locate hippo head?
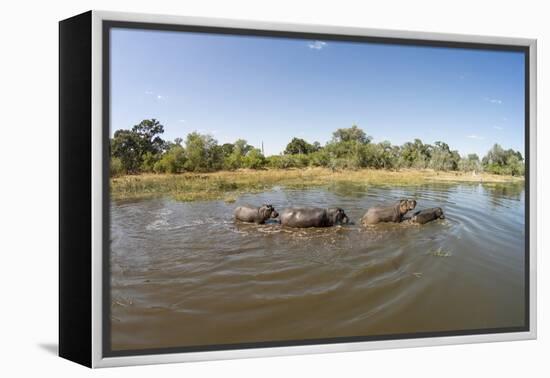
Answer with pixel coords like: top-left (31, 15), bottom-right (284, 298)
top-left (398, 199), bottom-right (417, 215)
top-left (259, 204), bottom-right (279, 220)
top-left (435, 207), bottom-right (445, 219)
top-left (328, 208), bottom-right (349, 225)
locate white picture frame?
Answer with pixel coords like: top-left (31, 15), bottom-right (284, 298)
top-left (59, 10), bottom-right (537, 368)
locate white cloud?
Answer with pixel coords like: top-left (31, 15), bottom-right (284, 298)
top-left (197, 128), bottom-right (218, 135)
top-left (467, 134), bottom-right (484, 140)
top-left (493, 125), bottom-right (503, 130)
top-left (178, 119), bottom-right (186, 123)
top-left (144, 91), bottom-right (165, 100)
top-left (484, 97), bottom-right (502, 104)
top-left (308, 41), bottom-right (327, 50)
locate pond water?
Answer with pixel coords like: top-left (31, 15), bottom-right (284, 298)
top-left (110, 182), bottom-right (526, 351)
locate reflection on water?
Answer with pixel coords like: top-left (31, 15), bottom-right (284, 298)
top-left (484, 182), bottom-right (525, 205)
top-left (110, 182), bottom-right (526, 351)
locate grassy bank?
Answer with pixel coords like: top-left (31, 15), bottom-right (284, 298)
top-left (110, 168), bottom-right (523, 202)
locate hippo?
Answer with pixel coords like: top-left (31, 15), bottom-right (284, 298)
top-left (234, 204), bottom-right (279, 224)
top-left (411, 207), bottom-right (445, 224)
top-left (361, 199), bottom-right (417, 225)
top-left (279, 207), bottom-right (349, 228)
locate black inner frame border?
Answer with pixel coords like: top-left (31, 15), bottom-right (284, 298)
top-left (102, 20), bottom-right (530, 358)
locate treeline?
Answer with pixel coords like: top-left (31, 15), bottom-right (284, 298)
top-left (110, 119), bottom-right (525, 177)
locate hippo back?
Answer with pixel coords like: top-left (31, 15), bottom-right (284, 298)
top-left (362, 205), bottom-right (399, 224)
top-left (234, 206), bottom-right (259, 223)
top-left (412, 207), bottom-right (444, 224)
top-left (280, 207), bottom-right (329, 228)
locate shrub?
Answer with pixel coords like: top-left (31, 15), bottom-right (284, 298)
top-left (154, 145), bottom-right (187, 174)
top-left (110, 157), bottom-right (125, 177)
top-left (140, 151), bottom-right (160, 172)
top-left (308, 150), bottom-right (330, 167)
top-left (243, 148), bottom-right (266, 169)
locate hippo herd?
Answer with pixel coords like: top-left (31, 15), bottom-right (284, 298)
top-left (234, 199), bottom-right (445, 228)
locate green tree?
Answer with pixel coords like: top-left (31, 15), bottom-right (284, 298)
top-left (206, 142), bottom-right (224, 171)
top-left (309, 149), bottom-right (330, 167)
top-left (220, 143), bottom-right (235, 157)
top-left (141, 151), bottom-right (160, 172)
top-left (331, 124), bottom-right (372, 144)
top-left (223, 139), bottom-right (252, 170)
top-left (399, 139), bottom-right (431, 169)
top-left (183, 132), bottom-right (204, 171)
top-left (154, 145), bottom-right (187, 173)
top-left (110, 129), bottom-right (142, 173)
top-left (323, 125), bottom-right (374, 168)
top-left (110, 119), bottom-right (166, 173)
top-left (284, 137), bottom-right (316, 155)
top-left (233, 139), bottom-right (252, 155)
top-left (184, 132), bottom-right (222, 172)
top-left (482, 144), bottom-right (506, 166)
top-left (132, 118), bottom-right (166, 155)
top-left (110, 122), bottom-right (524, 177)
top-left (243, 148), bottom-right (266, 169)
top-left (429, 141), bottom-right (459, 171)
top-left (506, 154), bottom-right (525, 176)
top-left (459, 153), bottom-right (481, 172)
top-left (482, 144), bottom-right (524, 176)
top-left (366, 141), bottom-right (396, 169)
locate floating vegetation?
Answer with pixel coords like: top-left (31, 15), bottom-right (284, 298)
top-left (223, 194), bottom-right (238, 203)
top-left (430, 247), bottom-right (452, 257)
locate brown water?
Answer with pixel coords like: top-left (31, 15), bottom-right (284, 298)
top-left (110, 182), bottom-right (526, 351)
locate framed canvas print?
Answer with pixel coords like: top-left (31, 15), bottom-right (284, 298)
top-left (59, 10), bottom-right (537, 368)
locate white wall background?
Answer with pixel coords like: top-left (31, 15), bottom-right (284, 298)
top-left (0, 0), bottom-right (546, 376)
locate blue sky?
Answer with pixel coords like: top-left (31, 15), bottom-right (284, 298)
top-left (110, 28), bottom-right (525, 158)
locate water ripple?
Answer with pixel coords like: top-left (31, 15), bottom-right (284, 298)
top-left (110, 182), bottom-right (526, 350)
